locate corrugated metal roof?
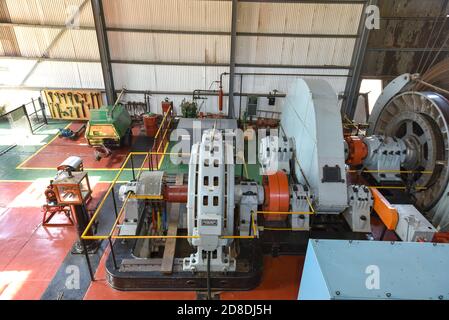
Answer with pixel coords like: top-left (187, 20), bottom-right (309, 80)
top-left (237, 2), bottom-right (362, 35)
top-left (12, 27), bottom-right (98, 59)
top-left (5, 0), bottom-right (94, 26)
top-left (104, 0), bottom-right (231, 32)
top-left (363, 0), bottom-right (449, 78)
top-left (0, 0), bottom-right (362, 99)
top-left (50, 29), bottom-right (99, 59)
top-left (12, 26), bottom-right (59, 57)
top-left (108, 32), bottom-right (229, 63)
top-left (235, 2), bottom-right (362, 68)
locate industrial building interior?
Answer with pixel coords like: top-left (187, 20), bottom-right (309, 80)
top-left (1, 0), bottom-right (449, 301)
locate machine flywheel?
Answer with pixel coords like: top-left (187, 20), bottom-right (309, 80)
top-left (262, 170), bottom-right (290, 221)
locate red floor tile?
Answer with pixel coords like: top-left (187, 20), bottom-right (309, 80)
top-left (20, 123), bottom-right (140, 169)
top-left (3, 236), bottom-right (75, 282)
top-left (84, 280), bottom-right (197, 300)
top-left (84, 246), bottom-right (196, 300)
top-left (84, 243), bottom-right (304, 300)
top-left (0, 182), bottom-right (32, 208)
top-left (33, 223), bottom-right (78, 241)
top-left (0, 276), bottom-right (50, 300)
top-left (0, 208), bottom-right (42, 239)
top-left (0, 238), bottom-right (28, 271)
top-left (0, 181), bottom-right (112, 299)
top-left (221, 256), bottom-right (303, 300)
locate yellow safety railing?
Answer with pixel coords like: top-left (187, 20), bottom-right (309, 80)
top-left (81, 152), bottom-right (133, 239)
top-left (81, 142), bottom-right (259, 241)
top-left (347, 169), bottom-right (433, 174)
top-left (369, 186), bottom-right (427, 190)
top-left (152, 105), bottom-right (174, 163)
top-left (82, 179), bottom-right (259, 240)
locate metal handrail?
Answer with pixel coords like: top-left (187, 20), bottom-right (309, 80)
top-left (81, 152), bottom-right (132, 238)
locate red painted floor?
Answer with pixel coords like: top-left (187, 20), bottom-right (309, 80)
top-left (221, 256), bottom-right (303, 300)
top-left (20, 123), bottom-right (142, 169)
top-left (0, 181), bottom-right (110, 300)
top-left (84, 249), bottom-right (303, 300)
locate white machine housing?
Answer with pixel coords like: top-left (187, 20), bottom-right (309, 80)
top-left (281, 79), bottom-right (348, 214)
top-left (184, 129), bottom-right (236, 272)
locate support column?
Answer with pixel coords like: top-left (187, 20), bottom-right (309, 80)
top-left (92, 0), bottom-right (116, 105)
top-left (342, 0), bottom-right (377, 120)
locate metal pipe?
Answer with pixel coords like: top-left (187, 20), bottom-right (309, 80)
top-left (228, 0), bottom-right (238, 118)
top-left (108, 237), bottom-right (118, 270)
top-left (206, 251), bottom-right (212, 300)
top-left (81, 239), bottom-right (95, 281)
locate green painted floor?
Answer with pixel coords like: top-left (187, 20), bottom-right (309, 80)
top-left (0, 121), bottom-right (262, 183)
top-left (0, 121), bottom-right (118, 182)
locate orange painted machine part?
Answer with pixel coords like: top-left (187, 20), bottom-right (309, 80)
top-left (433, 232), bottom-right (449, 243)
top-left (143, 114), bottom-right (158, 137)
top-left (164, 184), bottom-right (188, 203)
top-left (370, 187), bottom-right (399, 230)
top-left (161, 100), bottom-right (173, 114)
top-left (218, 88), bottom-right (223, 112)
top-left (262, 171), bottom-right (290, 221)
top-left (345, 136), bottom-right (368, 166)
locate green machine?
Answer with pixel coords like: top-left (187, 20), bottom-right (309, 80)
top-left (86, 104), bottom-right (132, 148)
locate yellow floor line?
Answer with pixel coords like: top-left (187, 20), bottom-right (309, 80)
top-left (15, 122), bottom-right (72, 169)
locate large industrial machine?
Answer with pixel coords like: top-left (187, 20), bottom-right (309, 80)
top-left (85, 73), bottom-right (449, 299)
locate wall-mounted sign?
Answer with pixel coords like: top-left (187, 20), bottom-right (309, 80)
top-left (43, 90), bottom-right (103, 120)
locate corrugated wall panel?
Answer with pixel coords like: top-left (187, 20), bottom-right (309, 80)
top-left (23, 61), bottom-right (103, 88)
top-left (235, 67), bottom-right (348, 96)
top-left (6, 0), bottom-right (94, 26)
top-left (237, 36), bottom-right (355, 66)
top-left (0, 58), bottom-right (38, 86)
top-left (104, 0), bottom-right (231, 32)
top-left (237, 2), bottom-right (362, 35)
top-left (108, 32), bottom-right (230, 63)
top-left (113, 64), bottom-right (228, 92)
